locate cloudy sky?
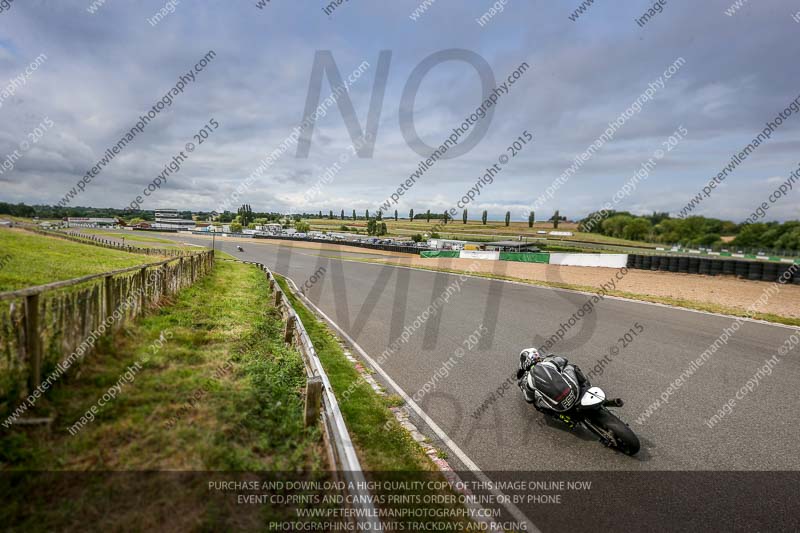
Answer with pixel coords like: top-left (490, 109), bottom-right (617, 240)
top-left (0, 0), bottom-right (798, 222)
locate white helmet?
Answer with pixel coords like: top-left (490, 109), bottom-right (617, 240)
top-left (519, 347), bottom-right (543, 366)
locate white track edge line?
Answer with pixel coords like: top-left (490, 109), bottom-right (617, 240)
top-left (285, 273), bottom-right (540, 533)
top-left (312, 254), bottom-right (800, 332)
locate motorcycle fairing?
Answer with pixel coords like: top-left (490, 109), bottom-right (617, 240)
top-left (530, 361), bottom-right (580, 412)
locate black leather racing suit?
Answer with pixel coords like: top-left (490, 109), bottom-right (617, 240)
top-left (517, 355), bottom-right (590, 415)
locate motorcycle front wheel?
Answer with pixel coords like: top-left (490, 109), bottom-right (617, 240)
top-left (583, 408), bottom-right (640, 456)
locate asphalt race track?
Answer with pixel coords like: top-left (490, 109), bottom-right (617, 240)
top-left (168, 235), bottom-right (800, 530)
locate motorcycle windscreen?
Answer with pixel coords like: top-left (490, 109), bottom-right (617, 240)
top-left (532, 362), bottom-right (578, 411)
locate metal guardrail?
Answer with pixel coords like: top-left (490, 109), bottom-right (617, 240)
top-left (242, 261), bottom-right (381, 530)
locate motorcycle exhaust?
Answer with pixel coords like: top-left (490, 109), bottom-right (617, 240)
top-left (602, 398), bottom-right (624, 407)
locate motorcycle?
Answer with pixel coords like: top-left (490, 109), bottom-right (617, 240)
top-left (236, 245), bottom-right (244, 252)
top-left (517, 360), bottom-right (640, 456)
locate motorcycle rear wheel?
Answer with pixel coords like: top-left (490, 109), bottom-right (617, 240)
top-left (584, 409), bottom-right (640, 456)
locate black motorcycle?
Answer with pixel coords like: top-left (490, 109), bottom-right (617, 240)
top-left (236, 245), bottom-right (244, 252)
top-left (518, 361), bottom-right (640, 456)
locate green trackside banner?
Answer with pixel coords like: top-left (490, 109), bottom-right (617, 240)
top-left (420, 250), bottom-right (460, 258)
top-left (499, 252), bottom-right (551, 263)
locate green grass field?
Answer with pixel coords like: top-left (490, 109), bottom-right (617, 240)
top-left (78, 228), bottom-right (181, 245)
top-left (0, 228), bottom-right (164, 292)
top-left (0, 259), bottom-right (328, 530)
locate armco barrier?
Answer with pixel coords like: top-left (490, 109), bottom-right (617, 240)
top-left (240, 261), bottom-right (381, 531)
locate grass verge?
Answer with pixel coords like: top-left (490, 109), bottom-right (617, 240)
top-left (0, 259), bottom-right (329, 531)
top-left (0, 228), bottom-right (163, 291)
top-left (274, 274), bottom-right (480, 531)
top-left (78, 228), bottom-right (185, 245)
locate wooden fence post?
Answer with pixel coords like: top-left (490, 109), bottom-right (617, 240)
top-left (104, 275), bottom-right (114, 322)
top-left (304, 375), bottom-right (323, 428)
top-left (274, 289), bottom-right (282, 307)
top-left (25, 293), bottom-right (42, 391)
top-left (284, 315), bottom-right (296, 344)
top-left (139, 267), bottom-right (148, 313)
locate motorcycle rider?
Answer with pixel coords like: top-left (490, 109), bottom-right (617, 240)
top-left (516, 348), bottom-right (590, 426)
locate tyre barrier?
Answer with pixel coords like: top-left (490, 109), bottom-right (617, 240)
top-left (722, 260), bottom-right (736, 276)
top-left (761, 262), bottom-right (778, 282)
top-left (650, 256), bottom-right (661, 271)
top-left (678, 256), bottom-right (689, 273)
top-left (747, 261), bottom-right (763, 281)
top-left (626, 254), bottom-right (799, 283)
top-left (784, 262), bottom-right (800, 284)
top-left (668, 256), bottom-right (680, 272)
top-left (735, 261), bottom-right (749, 279)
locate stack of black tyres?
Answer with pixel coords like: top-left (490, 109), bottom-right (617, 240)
top-left (650, 256), bottom-right (661, 271)
top-left (634, 255), bottom-right (643, 269)
top-left (688, 256), bottom-right (700, 274)
top-left (678, 256), bottom-right (689, 273)
top-left (722, 260), bottom-right (736, 276)
top-left (668, 256), bottom-right (680, 272)
top-left (734, 261), bottom-right (749, 279)
top-left (761, 262), bottom-right (778, 282)
top-left (642, 255), bottom-right (652, 270)
top-left (710, 259), bottom-right (723, 276)
top-left (747, 261), bottom-right (763, 281)
top-left (659, 256), bottom-right (671, 271)
top-left (698, 258), bottom-right (710, 275)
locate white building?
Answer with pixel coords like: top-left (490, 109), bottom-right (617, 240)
top-left (428, 238), bottom-right (467, 250)
top-left (153, 208), bottom-right (195, 230)
top-left (256, 223), bottom-right (282, 233)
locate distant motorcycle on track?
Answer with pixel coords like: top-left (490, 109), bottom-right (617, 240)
top-left (236, 245), bottom-right (244, 252)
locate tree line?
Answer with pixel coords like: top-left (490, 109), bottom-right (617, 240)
top-left (579, 210), bottom-right (800, 252)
